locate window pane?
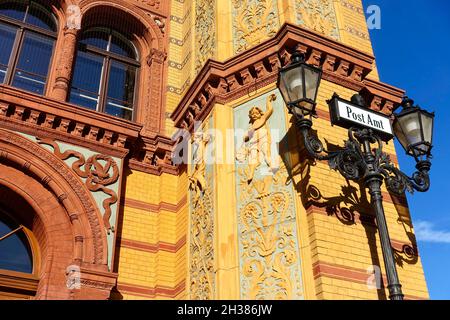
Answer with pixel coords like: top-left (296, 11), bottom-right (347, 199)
top-left (25, 1), bottom-right (57, 32)
top-left (12, 31), bottom-right (54, 94)
top-left (0, 22), bottom-right (17, 83)
top-left (105, 100), bottom-right (133, 120)
top-left (80, 28), bottom-right (109, 51)
top-left (0, 0), bottom-right (27, 22)
top-left (105, 60), bottom-right (135, 120)
top-left (110, 32), bottom-right (136, 59)
top-left (69, 51), bottom-right (104, 111)
top-left (0, 217), bottom-right (33, 274)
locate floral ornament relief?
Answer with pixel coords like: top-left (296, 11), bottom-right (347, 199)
top-left (232, 0), bottom-right (279, 53)
top-left (189, 130), bottom-right (215, 299)
top-left (295, 0), bottom-right (340, 40)
top-left (235, 94), bottom-right (304, 300)
top-left (37, 138), bottom-right (119, 234)
top-left (195, 0), bottom-right (216, 73)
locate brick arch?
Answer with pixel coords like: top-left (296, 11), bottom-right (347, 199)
top-left (0, 167), bottom-right (74, 299)
top-left (79, 0), bottom-right (165, 53)
top-left (77, 0), bottom-right (168, 134)
top-left (0, 129), bottom-right (116, 299)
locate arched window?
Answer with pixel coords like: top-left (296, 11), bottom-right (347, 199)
top-left (0, 211), bottom-right (33, 274)
top-left (0, 0), bottom-right (57, 95)
top-left (0, 207), bottom-right (38, 299)
top-left (69, 27), bottom-right (139, 121)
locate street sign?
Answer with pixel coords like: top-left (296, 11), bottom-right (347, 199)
top-left (328, 94), bottom-right (394, 141)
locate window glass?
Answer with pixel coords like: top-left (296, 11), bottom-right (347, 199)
top-left (80, 28), bottom-right (109, 51)
top-left (0, 22), bottom-right (17, 83)
top-left (12, 31), bottom-right (54, 94)
top-left (26, 1), bottom-right (57, 32)
top-left (105, 60), bottom-right (136, 120)
top-left (0, 1), bottom-right (56, 94)
top-left (0, 0), bottom-right (27, 22)
top-left (69, 51), bottom-right (104, 111)
top-left (71, 28), bottom-right (139, 120)
top-left (110, 33), bottom-right (137, 59)
top-left (0, 216), bottom-right (33, 274)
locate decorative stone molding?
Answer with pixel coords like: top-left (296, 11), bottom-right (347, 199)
top-left (0, 129), bottom-right (109, 266)
top-left (361, 78), bottom-right (405, 114)
top-left (232, 0), bottom-right (279, 54)
top-left (0, 85), bottom-right (179, 176)
top-left (171, 23), bottom-right (404, 132)
top-left (0, 86), bottom-right (142, 158)
top-left (295, 0), bottom-right (340, 41)
top-left (195, 0), bottom-right (216, 73)
top-left (37, 138), bottom-right (120, 234)
top-left (133, 0), bottom-right (169, 17)
top-left (128, 134), bottom-right (178, 176)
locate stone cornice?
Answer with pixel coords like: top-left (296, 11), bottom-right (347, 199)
top-left (171, 23), bottom-right (405, 131)
top-left (362, 78), bottom-right (405, 113)
top-left (75, 264), bottom-right (118, 295)
top-left (128, 133), bottom-right (179, 175)
top-left (0, 85), bottom-right (179, 175)
top-left (0, 85), bottom-right (142, 158)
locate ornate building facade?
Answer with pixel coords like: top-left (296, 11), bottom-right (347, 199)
top-left (0, 0), bottom-right (429, 300)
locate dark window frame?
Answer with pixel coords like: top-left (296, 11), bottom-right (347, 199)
top-left (0, 208), bottom-right (36, 275)
top-left (0, 207), bottom-right (39, 299)
top-left (70, 27), bottom-right (140, 121)
top-left (0, 0), bottom-right (58, 95)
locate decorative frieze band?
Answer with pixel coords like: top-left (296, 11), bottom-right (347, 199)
top-left (0, 86), bottom-right (141, 158)
top-left (128, 134), bottom-right (179, 176)
top-left (171, 23), bottom-right (404, 132)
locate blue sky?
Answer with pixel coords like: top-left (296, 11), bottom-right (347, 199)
top-left (362, 0), bottom-right (450, 299)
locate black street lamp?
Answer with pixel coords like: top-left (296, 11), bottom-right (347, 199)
top-left (277, 50), bottom-right (435, 301)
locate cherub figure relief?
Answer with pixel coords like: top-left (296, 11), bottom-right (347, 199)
top-left (189, 132), bottom-right (210, 205)
top-left (236, 94), bottom-right (278, 184)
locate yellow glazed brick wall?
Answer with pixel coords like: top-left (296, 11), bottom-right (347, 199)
top-left (116, 0), bottom-right (429, 300)
top-left (114, 169), bottom-right (189, 299)
top-left (332, 0), bottom-right (380, 79)
top-left (166, 0), bottom-right (194, 136)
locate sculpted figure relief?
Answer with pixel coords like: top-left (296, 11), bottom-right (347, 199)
top-left (236, 94), bottom-right (278, 184)
top-left (188, 129), bottom-right (215, 299)
top-left (189, 131), bottom-right (210, 206)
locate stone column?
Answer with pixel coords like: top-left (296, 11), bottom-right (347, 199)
top-left (52, 27), bottom-right (79, 101)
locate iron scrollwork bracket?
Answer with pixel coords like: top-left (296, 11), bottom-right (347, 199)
top-left (297, 118), bottom-right (431, 195)
top-left (379, 159), bottom-right (431, 195)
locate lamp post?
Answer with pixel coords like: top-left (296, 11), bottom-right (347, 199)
top-left (277, 50), bottom-right (435, 301)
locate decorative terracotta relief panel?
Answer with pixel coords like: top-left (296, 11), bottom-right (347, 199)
top-left (234, 91), bottom-right (304, 299)
top-left (133, 0), bottom-right (169, 18)
top-left (189, 119), bottom-right (215, 299)
top-left (32, 136), bottom-right (122, 269)
top-left (295, 0), bottom-right (340, 40)
top-left (195, 0), bottom-right (216, 73)
top-left (232, 0), bottom-right (280, 54)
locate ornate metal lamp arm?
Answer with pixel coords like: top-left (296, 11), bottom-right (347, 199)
top-left (380, 159), bottom-right (431, 195)
top-left (298, 118), bottom-right (433, 195)
top-left (296, 117), bottom-right (337, 161)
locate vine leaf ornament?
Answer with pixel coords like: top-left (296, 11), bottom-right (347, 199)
top-left (188, 130), bottom-right (215, 300)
